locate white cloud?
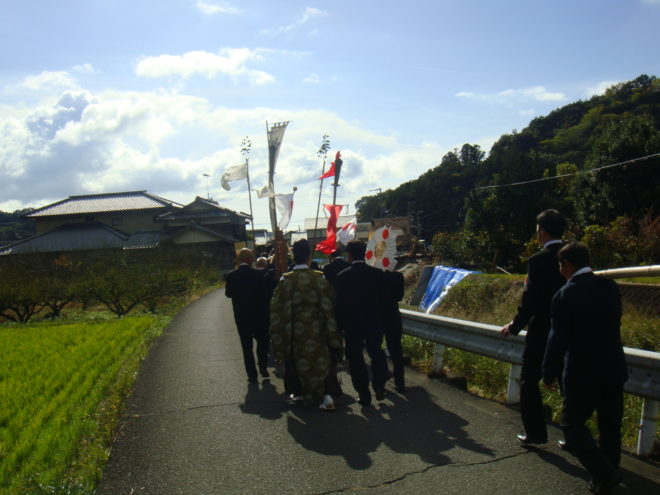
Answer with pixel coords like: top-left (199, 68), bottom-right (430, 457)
top-left (17, 71), bottom-right (79, 92)
top-left (456, 85), bottom-right (566, 103)
top-left (0, 78), bottom-right (451, 226)
top-left (585, 80), bottom-right (617, 97)
top-left (303, 73), bottom-right (320, 84)
top-left (195, 1), bottom-right (241, 15)
top-left (72, 63), bottom-right (96, 74)
top-left (135, 49), bottom-right (275, 85)
top-left (498, 86), bottom-right (566, 101)
top-left (262, 7), bottom-right (328, 36)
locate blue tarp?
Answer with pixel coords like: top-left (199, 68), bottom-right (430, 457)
top-left (419, 265), bottom-right (474, 313)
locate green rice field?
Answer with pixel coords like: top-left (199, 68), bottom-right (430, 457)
top-left (0, 315), bottom-right (168, 495)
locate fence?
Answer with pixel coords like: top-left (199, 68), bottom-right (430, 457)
top-left (400, 265), bottom-right (660, 456)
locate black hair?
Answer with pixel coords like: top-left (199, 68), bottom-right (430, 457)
top-left (292, 239), bottom-right (311, 264)
top-left (345, 240), bottom-right (366, 261)
top-left (558, 241), bottom-right (590, 269)
top-left (536, 209), bottom-right (566, 239)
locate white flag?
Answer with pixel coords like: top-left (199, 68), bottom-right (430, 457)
top-left (274, 193), bottom-right (294, 230)
top-left (337, 218), bottom-right (357, 245)
top-left (255, 185), bottom-right (275, 198)
top-left (221, 163), bottom-right (248, 191)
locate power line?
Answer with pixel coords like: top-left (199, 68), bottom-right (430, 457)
top-left (474, 152), bottom-right (660, 191)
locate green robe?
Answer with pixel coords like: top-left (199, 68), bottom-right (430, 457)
top-left (269, 268), bottom-right (342, 403)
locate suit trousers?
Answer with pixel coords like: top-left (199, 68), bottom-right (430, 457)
top-left (236, 323), bottom-right (269, 380)
top-left (345, 328), bottom-right (387, 398)
top-left (384, 325), bottom-right (405, 388)
top-left (561, 379), bottom-right (623, 483)
top-left (520, 341), bottom-right (548, 440)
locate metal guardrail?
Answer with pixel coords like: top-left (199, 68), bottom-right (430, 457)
top-left (400, 307), bottom-right (660, 456)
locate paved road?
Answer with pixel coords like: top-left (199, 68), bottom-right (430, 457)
top-left (97, 289), bottom-right (659, 495)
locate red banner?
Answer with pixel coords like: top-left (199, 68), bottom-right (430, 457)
top-left (315, 204), bottom-right (343, 254)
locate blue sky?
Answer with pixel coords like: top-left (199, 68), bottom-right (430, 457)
top-left (1, 0), bottom-right (659, 231)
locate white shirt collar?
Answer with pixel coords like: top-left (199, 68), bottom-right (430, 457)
top-left (239, 263), bottom-right (250, 266)
top-left (570, 266), bottom-right (593, 280)
top-left (293, 264), bottom-right (309, 270)
top-left (351, 260), bottom-right (366, 264)
top-left (544, 239), bottom-right (562, 248)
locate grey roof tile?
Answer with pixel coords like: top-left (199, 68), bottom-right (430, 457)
top-left (26, 191), bottom-right (182, 217)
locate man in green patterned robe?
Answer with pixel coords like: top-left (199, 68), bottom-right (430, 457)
top-left (270, 239), bottom-right (343, 409)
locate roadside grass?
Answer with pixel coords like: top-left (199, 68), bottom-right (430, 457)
top-left (401, 273), bottom-right (659, 449)
top-left (0, 314), bottom-right (170, 495)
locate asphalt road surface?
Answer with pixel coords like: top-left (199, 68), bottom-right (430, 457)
top-left (97, 289), bottom-right (660, 495)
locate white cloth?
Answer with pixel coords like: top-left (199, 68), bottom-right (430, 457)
top-left (275, 193), bottom-right (294, 230)
top-left (221, 163), bottom-right (248, 191)
top-left (256, 184), bottom-right (275, 198)
top-left (337, 218), bottom-right (357, 245)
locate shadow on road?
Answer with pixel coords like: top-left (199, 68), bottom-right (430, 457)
top-left (239, 379), bottom-right (289, 420)
top-left (284, 385), bottom-right (495, 470)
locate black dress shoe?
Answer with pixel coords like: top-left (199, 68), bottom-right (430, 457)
top-left (259, 367), bottom-right (270, 378)
top-left (395, 384), bottom-right (406, 394)
top-left (358, 392), bottom-right (372, 407)
top-left (588, 470), bottom-right (622, 495)
top-left (375, 389), bottom-right (386, 401)
top-left (516, 434), bottom-right (547, 445)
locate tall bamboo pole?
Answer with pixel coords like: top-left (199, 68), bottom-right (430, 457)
top-left (313, 134), bottom-right (330, 245)
top-left (241, 137), bottom-right (255, 249)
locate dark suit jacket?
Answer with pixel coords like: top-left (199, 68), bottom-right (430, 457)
top-left (543, 272), bottom-right (628, 387)
top-left (225, 265), bottom-right (268, 328)
top-left (335, 261), bottom-right (387, 335)
top-left (323, 258), bottom-right (350, 287)
top-left (510, 242), bottom-right (565, 349)
top-left (383, 270), bottom-right (404, 333)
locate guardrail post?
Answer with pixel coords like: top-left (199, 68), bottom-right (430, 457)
top-left (506, 364), bottom-right (522, 404)
top-left (431, 344), bottom-right (445, 375)
top-left (636, 398), bottom-right (659, 456)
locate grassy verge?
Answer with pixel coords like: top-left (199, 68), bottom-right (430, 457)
top-left (401, 273), bottom-right (658, 450)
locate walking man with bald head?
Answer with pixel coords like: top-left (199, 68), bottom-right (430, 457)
top-left (225, 248), bottom-right (271, 383)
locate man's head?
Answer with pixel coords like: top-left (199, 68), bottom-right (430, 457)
top-left (558, 242), bottom-right (590, 280)
top-left (292, 239), bottom-right (312, 265)
top-left (329, 247), bottom-right (343, 261)
top-left (256, 257), bottom-right (268, 269)
top-left (345, 240), bottom-right (366, 262)
top-left (237, 248), bottom-right (255, 265)
top-left (536, 209), bottom-right (565, 242)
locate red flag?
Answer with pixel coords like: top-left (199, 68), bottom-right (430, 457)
top-left (315, 204), bottom-right (343, 254)
top-left (318, 151), bottom-right (342, 180)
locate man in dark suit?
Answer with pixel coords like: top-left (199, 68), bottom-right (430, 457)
top-left (543, 242), bottom-right (627, 495)
top-left (335, 240), bottom-right (388, 406)
top-left (500, 209), bottom-right (566, 444)
top-left (225, 248), bottom-right (270, 383)
top-left (323, 248), bottom-right (350, 288)
top-left (383, 268), bottom-right (406, 393)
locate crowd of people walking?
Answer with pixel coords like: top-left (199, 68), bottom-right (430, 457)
top-left (225, 211), bottom-right (628, 495)
top-left (225, 239), bottom-right (406, 412)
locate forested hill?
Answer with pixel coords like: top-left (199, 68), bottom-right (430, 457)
top-left (0, 209), bottom-right (35, 244)
top-left (356, 74), bottom-right (660, 270)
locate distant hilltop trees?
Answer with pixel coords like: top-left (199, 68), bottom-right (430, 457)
top-left (356, 74), bottom-right (660, 271)
top-left (0, 209), bottom-right (35, 243)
